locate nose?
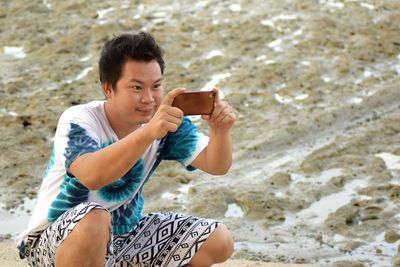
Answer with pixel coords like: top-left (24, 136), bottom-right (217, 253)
top-left (140, 88), bottom-right (154, 103)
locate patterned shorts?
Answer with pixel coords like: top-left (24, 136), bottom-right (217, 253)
top-left (19, 202), bottom-right (220, 267)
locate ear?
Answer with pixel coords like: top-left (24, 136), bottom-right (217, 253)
top-left (102, 81), bottom-right (113, 98)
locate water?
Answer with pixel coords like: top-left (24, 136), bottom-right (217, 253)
top-left (0, 198), bottom-right (35, 236)
top-left (376, 153), bottom-right (400, 170)
top-left (292, 178), bottom-right (368, 225)
top-left (225, 203), bottom-right (245, 218)
top-left (3, 46), bottom-right (26, 59)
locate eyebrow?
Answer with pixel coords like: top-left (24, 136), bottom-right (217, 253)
top-left (129, 77), bottom-right (163, 84)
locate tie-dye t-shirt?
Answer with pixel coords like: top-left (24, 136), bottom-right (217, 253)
top-left (17, 100), bottom-right (208, 243)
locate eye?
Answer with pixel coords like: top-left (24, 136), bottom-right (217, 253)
top-left (153, 84), bottom-right (162, 90)
top-left (130, 85), bottom-right (142, 91)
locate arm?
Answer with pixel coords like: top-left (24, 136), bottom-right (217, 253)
top-left (69, 127), bottom-right (153, 190)
top-left (69, 88), bottom-right (185, 190)
top-left (190, 88), bottom-right (236, 175)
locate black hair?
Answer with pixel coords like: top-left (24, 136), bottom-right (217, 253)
top-left (99, 32), bottom-right (165, 89)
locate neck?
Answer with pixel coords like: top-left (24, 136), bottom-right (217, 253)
top-left (104, 101), bottom-right (141, 139)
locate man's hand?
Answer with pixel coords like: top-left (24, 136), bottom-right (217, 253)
top-left (146, 87), bottom-right (185, 139)
top-left (201, 88), bottom-right (236, 131)
top-left (191, 88), bottom-right (235, 175)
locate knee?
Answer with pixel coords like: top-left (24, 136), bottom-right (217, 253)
top-left (55, 209), bottom-right (111, 265)
top-left (210, 224), bottom-right (234, 262)
top-left (219, 224), bottom-right (234, 260)
top-left (76, 209), bottom-right (111, 241)
top-left (189, 223), bottom-right (234, 266)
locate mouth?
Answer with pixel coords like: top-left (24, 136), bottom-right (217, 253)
top-left (136, 108), bottom-right (154, 115)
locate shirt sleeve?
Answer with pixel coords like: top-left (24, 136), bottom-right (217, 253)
top-left (159, 117), bottom-right (209, 170)
top-left (55, 106), bottom-right (101, 172)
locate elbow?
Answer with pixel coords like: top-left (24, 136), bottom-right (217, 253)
top-left (211, 162), bottom-right (232, 176)
top-left (76, 173), bottom-right (103, 190)
top-left (84, 181), bottom-right (101, 191)
top-left (213, 170), bottom-right (229, 176)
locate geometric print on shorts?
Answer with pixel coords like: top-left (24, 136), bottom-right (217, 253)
top-left (110, 212), bottom-right (220, 267)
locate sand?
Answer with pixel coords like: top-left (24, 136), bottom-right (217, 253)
top-left (0, 240), bottom-right (319, 267)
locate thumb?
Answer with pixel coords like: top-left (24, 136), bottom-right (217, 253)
top-left (163, 87), bottom-right (186, 106)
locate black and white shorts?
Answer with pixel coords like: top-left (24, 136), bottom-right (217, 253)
top-left (20, 202), bottom-right (220, 267)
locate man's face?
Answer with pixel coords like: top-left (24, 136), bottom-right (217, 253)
top-left (108, 60), bottom-right (164, 127)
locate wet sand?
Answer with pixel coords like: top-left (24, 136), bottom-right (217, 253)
top-left (1, 0), bottom-right (400, 266)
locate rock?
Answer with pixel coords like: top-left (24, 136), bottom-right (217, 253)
top-left (385, 229), bottom-right (400, 243)
top-left (329, 176), bottom-right (345, 187)
top-left (267, 172), bottom-right (292, 187)
top-left (339, 240), bottom-right (365, 253)
top-left (330, 260), bottom-right (365, 267)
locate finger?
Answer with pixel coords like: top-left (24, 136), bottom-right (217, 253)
top-left (210, 102), bottom-right (228, 122)
top-left (213, 107), bottom-right (231, 125)
top-left (168, 106), bottom-right (184, 118)
top-left (166, 115), bottom-right (183, 127)
top-left (215, 105), bottom-right (235, 125)
top-left (162, 120), bottom-right (181, 133)
top-left (219, 114), bottom-right (235, 127)
top-left (201, 115), bottom-right (210, 121)
top-left (212, 87), bottom-right (220, 103)
top-left (155, 105), bottom-right (183, 126)
top-left (163, 87), bottom-right (186, 106)
top-left (215, 107), bottom-right (236, 125)
top-left (156, 114), bottom-right (182, 134)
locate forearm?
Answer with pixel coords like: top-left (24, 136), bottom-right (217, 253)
top-left (202, 128), bottom-right (232, 175)
top-left (69, 126), bottom-right (154, 190)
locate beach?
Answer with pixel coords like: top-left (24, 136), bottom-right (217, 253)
top-left (0, 241), bottom-right (319, 267)
top-left (1, 0), bottom-right (400, 266)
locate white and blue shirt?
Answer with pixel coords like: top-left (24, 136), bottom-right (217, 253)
top-left (17, 101), bottom-right (209, 243)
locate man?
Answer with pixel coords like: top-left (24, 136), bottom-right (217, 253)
top-left (17, 32), bottom-right (236, 267)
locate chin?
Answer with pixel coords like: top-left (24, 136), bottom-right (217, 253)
top-left (136, 115), bottom-right (153, 124)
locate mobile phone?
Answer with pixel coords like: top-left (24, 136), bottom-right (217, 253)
top-left (172, 91), bottom-right (216, 115)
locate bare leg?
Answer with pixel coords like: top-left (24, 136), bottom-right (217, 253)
top-left (55, 209), bottom-right (111, 267)
top-left (188, 224), bottom-right (234, 267)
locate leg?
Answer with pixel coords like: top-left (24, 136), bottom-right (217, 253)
top-left (188, 224), bottom-right (234, 267)
top-left (55, 209), bottom-right (111, 267)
